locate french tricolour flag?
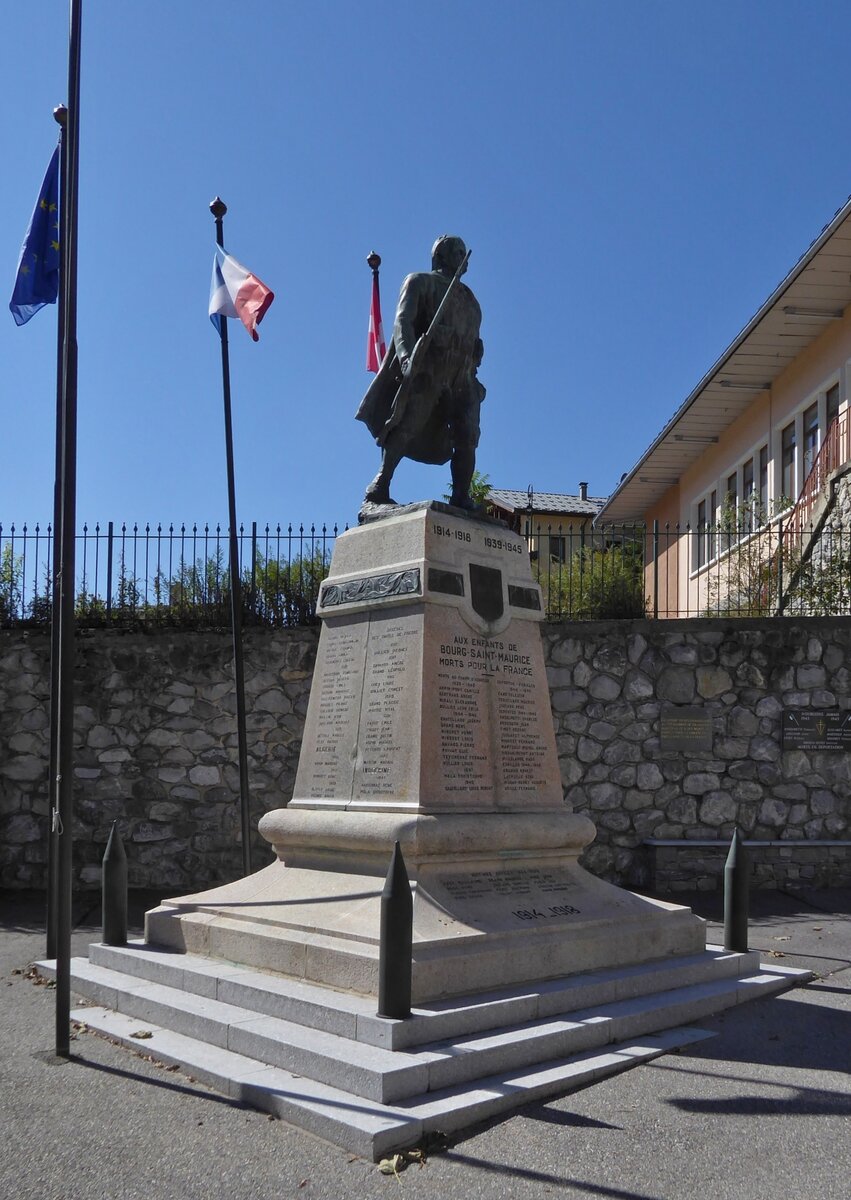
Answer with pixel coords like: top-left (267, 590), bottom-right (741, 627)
top-left (209, 246), bottom-right (274, 341)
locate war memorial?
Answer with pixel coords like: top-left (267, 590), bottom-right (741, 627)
top-left (41, 238), bottom-right (809, 1158)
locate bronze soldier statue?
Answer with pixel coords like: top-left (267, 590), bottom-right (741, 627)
top-left (355, 236), bottom-right (485, 510)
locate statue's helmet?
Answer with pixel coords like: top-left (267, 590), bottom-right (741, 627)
top-left (431, 235), bottom-right (467, 274)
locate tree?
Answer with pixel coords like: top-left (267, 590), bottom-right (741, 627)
top-left (0, 544), bottom-right (23, 624)
top-left (443, 470), bottom-right (492, 509)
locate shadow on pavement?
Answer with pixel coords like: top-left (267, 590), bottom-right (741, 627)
top-left (0, 888), bottom-right (165, 936)
top-left (665, 1084), bottom-right (851, 1117)
top-left (440, 1149), bottom-right (664, 1200)
top-left (70, 1050), bottom-right (252, 1111)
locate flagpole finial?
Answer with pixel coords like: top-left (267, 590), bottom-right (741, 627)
top-left (210, 197), bottom-right (227, 219)
top-left (53, 105), bottom-right (67, 127)
top-left (367, 251), bottom-right (381, 273)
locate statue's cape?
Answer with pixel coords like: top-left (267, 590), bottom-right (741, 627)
top-left (356, 270), bottom-right (485, 465)
top-left (355, 344), bottom-right (454, 466)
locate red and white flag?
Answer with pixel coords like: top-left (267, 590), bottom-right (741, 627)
top-left (366, 272), bottom-right (386, 372)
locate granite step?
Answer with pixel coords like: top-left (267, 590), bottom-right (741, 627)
top-left (36, 954), bottom-right (808, 1105)
top-left (40, 958), bottom-right (426, 1103)
top-left (86, 939), bottom-right (761, 1050)
top-left (67, 1002), bottom-right (718, 1161)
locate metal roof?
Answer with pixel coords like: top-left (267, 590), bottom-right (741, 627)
top-left (488, 489), bottom-right (605, 516)
top-left (598, 194), bottom-right (851, 523)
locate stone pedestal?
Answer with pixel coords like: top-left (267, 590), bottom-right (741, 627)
top-left (148, 502), bottom-right (704, 1001)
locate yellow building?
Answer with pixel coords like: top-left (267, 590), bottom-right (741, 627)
top-left (599, 196), bottom-right (851, 618)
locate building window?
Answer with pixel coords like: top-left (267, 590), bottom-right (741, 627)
top-left (724, 471), bottom-right (737, 543)
top-left (803, 402), bottom-right (819, 478)
top-left (826, 382), bottom-right (840, 430)
top-left (742, 457), bottom-right (755, 532)
top-left (548, 534), bottom-right (566, 562)
top-left (781, 421), bottom-right (796, 501)
top-left (696, 498), bottom-right (707, 569)
top-left (707, 488), bottom-right (717, 561)
top-left (759, 445), bottom-right (769, 518)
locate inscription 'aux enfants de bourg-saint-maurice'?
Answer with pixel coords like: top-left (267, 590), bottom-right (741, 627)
top-left (439, 634), bottom-right (533, 676)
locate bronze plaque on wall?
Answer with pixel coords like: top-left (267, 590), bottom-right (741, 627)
top-left (782, 710), bottom-right (851, 752)
top-left (660, 706), bottom-right (713, 753)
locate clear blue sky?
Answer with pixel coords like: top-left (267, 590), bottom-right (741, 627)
top-left (3, 0), bottom-right (851, 535)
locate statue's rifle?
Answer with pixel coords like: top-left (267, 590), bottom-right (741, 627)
top-left (377, 249), bottom-right (472, 446)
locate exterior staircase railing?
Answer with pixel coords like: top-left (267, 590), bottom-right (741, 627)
top-left (792, 409), bottom-right (851, 532)
top-left (774, 409), bottom-right (851, 612)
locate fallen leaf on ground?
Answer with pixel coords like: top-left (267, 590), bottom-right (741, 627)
top-left (379, 1154), bottom-right (405, 1176)
top-left (377, 1144), bottom-right (436, 1177)
top-left (130, 1029), bottom-right (154, 1039)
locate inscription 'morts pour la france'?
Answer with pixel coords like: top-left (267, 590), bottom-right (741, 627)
top-left (321, 568), bottom-right (421, 608)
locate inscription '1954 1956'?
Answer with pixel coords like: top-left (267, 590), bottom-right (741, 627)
top-left (513, 904), bottom-right (582, 921)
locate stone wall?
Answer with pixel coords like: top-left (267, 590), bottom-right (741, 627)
top-left (0, 629), bottom-right (316, 890)
top-left (1, 618), bottom-right (849, 892)
top-left (543, 617), bottom-right (851, 890)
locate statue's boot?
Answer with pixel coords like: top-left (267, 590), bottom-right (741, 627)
top-left (364, 443), bottom-right (402, 505)
top-left (449, 446), bottom-right (479, 510)
top-left (450, 494), bottom-right (482, 512)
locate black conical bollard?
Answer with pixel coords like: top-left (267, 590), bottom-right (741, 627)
top-left (102, 821), bottom-right (128, 946)
top-left (723, 827), bottom-right (750, 953)
top-left (377, 841), bottom-right (413, 1019)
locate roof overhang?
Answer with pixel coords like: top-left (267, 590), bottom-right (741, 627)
top-left (598, 195), bottom-right (851, 523)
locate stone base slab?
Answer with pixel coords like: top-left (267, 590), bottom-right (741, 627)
top-left (146, 810), bottom-right (706, 1003)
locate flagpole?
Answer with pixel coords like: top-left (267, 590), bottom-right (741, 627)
top-left (46, 103), bottom-right (68, 961)
top-left (55, 0), bottom-right (82, 1059)
top-left (210, 197), bottom-right (252, 878)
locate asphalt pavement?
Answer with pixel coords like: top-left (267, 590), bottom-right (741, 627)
top-left (1, 886), bottom-right (849, 1200)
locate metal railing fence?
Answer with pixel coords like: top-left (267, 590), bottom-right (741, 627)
top-left (0, 521), bottom-right (343, 628)
top-left (3, 513), bottom-right (850, 626)
top-left (643, 516), bottom-right (851, 619)
top-left (529, 514), bottom-right (851, 619)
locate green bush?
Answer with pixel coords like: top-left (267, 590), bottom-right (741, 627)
top-left (537, 540), bottom-right (647, 620)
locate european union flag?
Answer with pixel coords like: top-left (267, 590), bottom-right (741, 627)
top-left (9, 145), bottom-right (60, 326)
